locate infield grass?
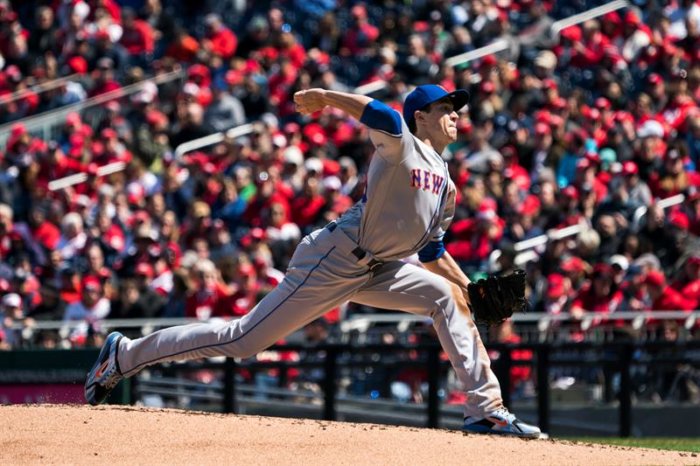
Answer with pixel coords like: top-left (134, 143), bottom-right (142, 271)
top-left (569, 437), bottom-right (700, 453)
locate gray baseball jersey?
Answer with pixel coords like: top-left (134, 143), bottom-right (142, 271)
top-left (117, 114), bottom-right (504, 419)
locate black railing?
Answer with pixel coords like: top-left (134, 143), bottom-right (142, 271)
top-left (136, 340), bottom-right (700, 436)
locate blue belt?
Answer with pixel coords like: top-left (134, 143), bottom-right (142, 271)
top-left (326, 222), bottom-right (383, 272)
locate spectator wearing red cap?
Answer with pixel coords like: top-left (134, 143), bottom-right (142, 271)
top-left (133, 108), bottom-right (169, 170)
top-left (251, 254), bottom-right (285, 293)
top-left (27, 282), bottom-right (66, 323)
top-left (645, 73), bottom-right (668, 113)
top-left (202, 13), bottom-right (237, 59)
top-left (99, 127), bottom-right (132, 165)
top-left (446, 202), bottom-right (504, 267)
top-left (643, 269), bottom-right (695, 312)
top-left (618, 10), bottom-right (652, 62)
top-left (97, 101), bottom-right (133, 144)
top-left (290, 169), bottom-right (327, 230)
top-left (133, 262), bottom-right (166, 316)
top-left (617, 160), bottom-right (653, 209)
top-left (504, 194), bottom-right (543, 243)
top-left (553, 184), bottom-right (581, 225)
top-left (63, 275), bottom-right (110, 322)
top-left (229, 261), bottom-right (260, 317)
top-left (572, 20), bottom-right (610, 68)
top-left (574, 155), bottom-right (608, 207)
top-left (204, 79), bottom-right (246, 132)
top-left (110, 264), bottom-right (165, 320)
top-left (536, 273), bottom-right (573, 315)
top-left (654, 208), bottom-right (697, 269)
top-left (340, 4), bottom-right (379, 57)
top-left (89, 20), bottom-right (130, 68)
top-left (669, 254), bottom-right (700, 308)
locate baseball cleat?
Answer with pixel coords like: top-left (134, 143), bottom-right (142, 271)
top-left (85, 331), bottom-right (125, 405)
top-left (463, 407), bottom-right (542, 438)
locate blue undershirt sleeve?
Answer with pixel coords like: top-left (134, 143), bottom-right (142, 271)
top-left (360, 99), bottom-right (403, 135)
top-left (418, 240), bottom-right (446, 263)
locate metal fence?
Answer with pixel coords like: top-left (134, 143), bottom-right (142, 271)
top-left (127, 339), bottom-right (700, 437)
top-left (0, 69), bottom-right (186, 148)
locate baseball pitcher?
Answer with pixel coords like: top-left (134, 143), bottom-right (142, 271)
top-left (85, 84), bottom-right (540, 438)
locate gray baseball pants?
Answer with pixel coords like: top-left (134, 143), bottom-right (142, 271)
top-left (117, 225), bottom-right (504, 418)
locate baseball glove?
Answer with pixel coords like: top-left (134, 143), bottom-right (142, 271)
top-left (466, 269), bottom-right (528, 325)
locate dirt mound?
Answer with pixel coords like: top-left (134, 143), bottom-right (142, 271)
top-left (0, 405), bottom-right (696, 465)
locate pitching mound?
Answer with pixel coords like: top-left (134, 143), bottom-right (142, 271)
top-left (0, 405), bottom-right (696, 465)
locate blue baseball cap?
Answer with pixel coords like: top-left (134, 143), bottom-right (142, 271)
top-left (403, 84), bottom-right (470, 127)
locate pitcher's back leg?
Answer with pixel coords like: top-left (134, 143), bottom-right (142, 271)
top-left (118, 241), bottom-right (364, 377)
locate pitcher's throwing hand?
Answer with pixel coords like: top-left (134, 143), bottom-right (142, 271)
top-left (294, 89), bottom-right (327, 115)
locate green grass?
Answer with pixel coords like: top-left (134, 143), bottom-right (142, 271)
top-left (568, 437), bottom-right (700, 453)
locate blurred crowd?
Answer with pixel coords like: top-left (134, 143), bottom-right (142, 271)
top-left (1, 0), bottom-right (700, 354)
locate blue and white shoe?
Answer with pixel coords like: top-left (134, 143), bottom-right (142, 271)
top-left (85, 332), bottom-right (125, 405)
top-left (463, 407), bottom-right (542, 438)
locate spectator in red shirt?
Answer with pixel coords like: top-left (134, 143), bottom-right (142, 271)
top-left (202, 13), bottom-right (237, 60)
top-left (119, 7), bottom-right (154, 58)
top-left (571, 263), bottom-right (624, 318)
top-left (165, 26), bottom-right (200, 62)
top-left (645, 269), bottom-right (696, 312)
top-left (229, 262), bottom-right (260, 317)
top-left (26, 204), bottom-right (60, 252)
top-left (446, 204), bottom-right (504, 267)
top-left (341, 4), bottom-right (379, 56)
top-left (185, 259), bottom-right (234, 320)
top-left (571, 19), bottom-right (609, 68)
top-left (670, 255), bottom-right (700, 308)
top-left (321, 176), bottom-right (353, 223)
top-left (290, 165), bottom-right (326, 229)
top-left (268, 59), bottom-right (298, 111)
top-left (539, 273), bottom-right (573, 315)
top-left (88, 57), bottom-right (121, 98)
